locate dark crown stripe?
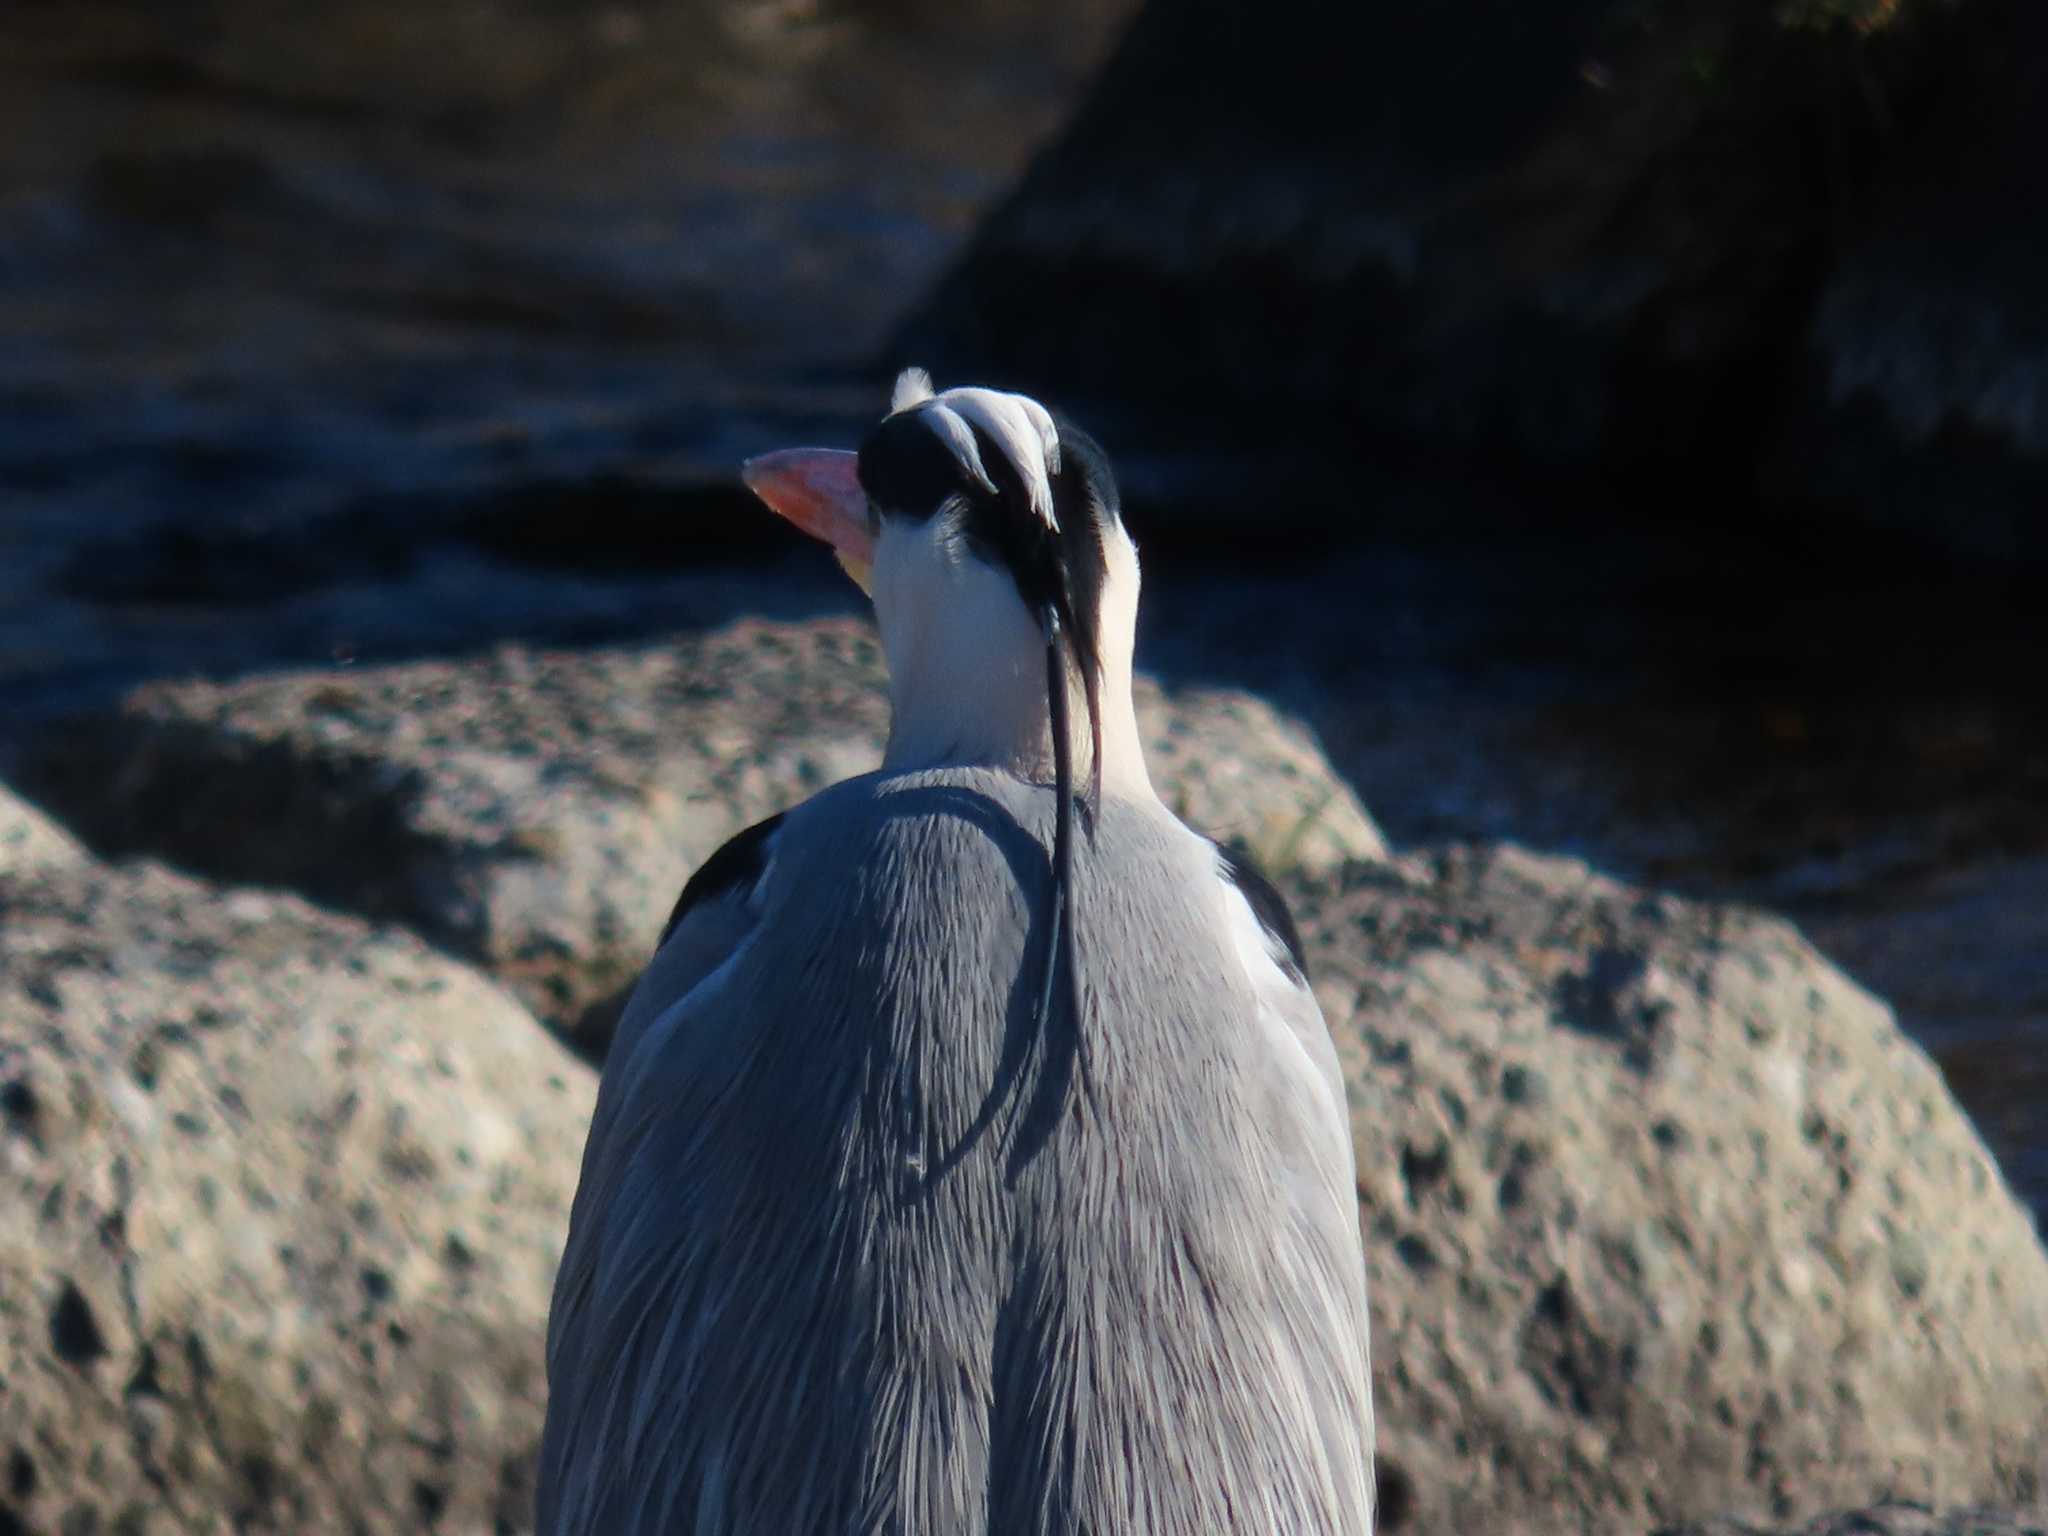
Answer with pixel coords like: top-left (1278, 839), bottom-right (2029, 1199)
top-left (855, 410), bottom-right (970, 522)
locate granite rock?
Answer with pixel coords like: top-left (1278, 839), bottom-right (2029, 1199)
top-left (1659, 1501), bottom-right (2048, 1536)
top-left (21, 617), bottom-right (1385, 1052)
top-left (1312, 845), bottom-right (2048, 1534)
top-left (0, 785), bottom-right (86, 878)
top-left (0, 845), bottom-right (594, 1535)
top-left (10, 636), bottom-right (2047, 1533)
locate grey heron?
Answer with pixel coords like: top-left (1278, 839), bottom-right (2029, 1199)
top-left (537, 370), bottom-right (1376, 1534)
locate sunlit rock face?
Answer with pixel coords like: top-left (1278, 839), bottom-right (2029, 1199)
top-left (7, 654), bottom-right (2048, 1532)
top-left (0, 836), bottom-right (595, 1536)
top-left (1302, 843), bottom-right (2048, 1535)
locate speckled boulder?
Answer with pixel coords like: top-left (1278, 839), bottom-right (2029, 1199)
top-left (0, 784), bottom-right (85, 878)
top-left (1660, 1501), bottom-right (2048, 1536)
top-left (0, 851), bottom-right (594, 1536)
top-left (21, 617), bottom-right (1384, 1050)
top-left (1311, 845), bottom-right (2048, 1535)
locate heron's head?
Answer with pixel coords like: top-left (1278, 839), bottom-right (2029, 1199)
top-left (742, 369), bottom-right (1145, 797)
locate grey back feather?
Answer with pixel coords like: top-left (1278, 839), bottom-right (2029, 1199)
top-left (538, 768), bottom-right (1374, 1535)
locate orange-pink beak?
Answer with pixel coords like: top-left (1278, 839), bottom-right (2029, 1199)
top-left (741, 448), bottom-right (876, 595)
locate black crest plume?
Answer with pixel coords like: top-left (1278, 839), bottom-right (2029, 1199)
top-left (855, 382), bottom-right (1122, 1076)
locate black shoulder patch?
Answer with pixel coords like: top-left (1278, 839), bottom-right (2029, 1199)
top-left (1216, 841), bottom-right (1309, 986)
top-left (658, 813), bottom-right (785, 947)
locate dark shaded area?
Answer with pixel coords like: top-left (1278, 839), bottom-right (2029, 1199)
top-left (1761, 0), bottom-right (2048, 562)
top-left (1520, 1275), bottom-right (1629, 1422)
top-left (48, 1280), bottom-right (109, 1367)
top-left (6, 1448), bottom-right (36, 1503)
top-left (1375, 1461), bottom-right (1415, 1531)
top-left (0, 1080), bottom-right (39, 1142)
top-left (903, 0), bottom-right (2048, 565)
top-left (1554, 948), bottom-right (1653, 1043)
top-left (23, 718), bottom-right (451, 936)
top-left (1658, 1503), bottom-right (2048, 1536)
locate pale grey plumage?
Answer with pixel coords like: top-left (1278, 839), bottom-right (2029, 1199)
top-left (539, 768), bottom-right (1373, 1535)
top-left (539, 372), bottom-right (1374, 1535)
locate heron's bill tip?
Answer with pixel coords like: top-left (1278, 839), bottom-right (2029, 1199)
top-left (741, 448), bottom-right (874, 597)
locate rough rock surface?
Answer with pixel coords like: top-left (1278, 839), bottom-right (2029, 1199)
top-left (1661, 1502), bottom-right (2048, 1536)
top-left (0, 844), bottom-right (595, 1536)
top-left (0, 785), bottom-right (86, 878)
top-left (20, 617), bottom-right (1386, 1050)
top-left (8, 643), bottom-right (2047, 1533)
top-left (1307, 844), bottom-right (2048, 1535)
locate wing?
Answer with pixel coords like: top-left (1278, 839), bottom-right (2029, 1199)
top-left (536, 786), bottom-right (1377, 1536)
top-left (1212, 839), bottom-right (1349, 1134)
top-left (1209, 838), bottom-right (1376, 1528)
top-left (1212, 841), bottom-right (1308, 980)
top-left (972, 822), bottom-right (1374, 1534)
top-left (535, 777), bottom-right (1045, 1536)
top-left (538, 814), bottom-right (783, 1534)
top-left (605, 813), bottom-right (784, 1074)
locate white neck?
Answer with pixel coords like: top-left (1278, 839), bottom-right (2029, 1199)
top-left (872, 517), bottom-right (1154, 802)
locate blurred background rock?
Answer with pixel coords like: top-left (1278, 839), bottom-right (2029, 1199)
top-left (2, 0), bottom-right (2044, 1531)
